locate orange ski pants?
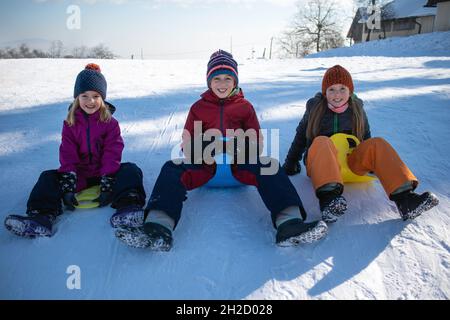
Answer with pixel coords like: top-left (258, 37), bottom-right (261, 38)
top-left (305, 136), bottom-right (418, 196)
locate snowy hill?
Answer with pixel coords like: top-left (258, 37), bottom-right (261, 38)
top-left (0, 32), bottom-right (449, 299)
top-left (309, 31), bottom-right (450, 57)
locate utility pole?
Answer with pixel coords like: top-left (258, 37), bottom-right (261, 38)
top-left (269, 37), bottom-right (274, 59)
top-left (230, 36), bottom-right (233, 54)
top-left (141, 48), bottom-right (143, 60)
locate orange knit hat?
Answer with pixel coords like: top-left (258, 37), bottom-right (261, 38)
top-left (322, 65), bottom-right (354, 95)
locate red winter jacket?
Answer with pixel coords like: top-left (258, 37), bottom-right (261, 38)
top-left (180, 88), bottom-right (263, 188)
top-left (182, 88), bottom-right (262, 148)
top-left (58, 104), bottom-right (124, 191)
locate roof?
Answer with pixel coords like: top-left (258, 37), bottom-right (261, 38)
top-left (425, 0), bottom-right (450, 6)
top-left (383, 0), bottom-right (436, 19)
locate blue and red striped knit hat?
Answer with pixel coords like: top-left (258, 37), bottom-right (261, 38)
top-left (206, 49), bottom-right (238, 88)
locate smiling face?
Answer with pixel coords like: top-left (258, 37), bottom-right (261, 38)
top-left (210, 74), bottom-right (235, 99)
top-left (325, 84), bottom-right (351, 108)
top-left (78, 91), bottom-right (103, 114)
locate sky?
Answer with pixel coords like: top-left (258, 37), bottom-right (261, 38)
top-left (0, 0), bottom-right (356, 60)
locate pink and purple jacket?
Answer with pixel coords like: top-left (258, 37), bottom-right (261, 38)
top-left (58, 103), bottom-right (124, 191)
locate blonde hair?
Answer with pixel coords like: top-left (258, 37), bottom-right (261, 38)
top-left (66, 96), bottom-right (112, 126)
top-left (306, 96), bottom-right (366, 142)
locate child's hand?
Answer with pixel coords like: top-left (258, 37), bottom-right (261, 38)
top-left (59, 172), bottom-right (77, 193)
top-left (282, 161), bottom-right (301, 176)
top-left (59, 172), bottom-right (78, 210)
top-left (63, 192), bottom-right (79, 211)
top-left (95, 175), bottom-right (115, 207)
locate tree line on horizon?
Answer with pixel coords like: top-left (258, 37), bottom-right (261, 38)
top-left (0, 40), bottom-right (115, 59)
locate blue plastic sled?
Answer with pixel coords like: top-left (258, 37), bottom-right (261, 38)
top-left (205, 153), bottom-right (244, 188)
top-left (205, 137), bottom-right (244, 188)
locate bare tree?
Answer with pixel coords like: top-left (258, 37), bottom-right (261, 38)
top-left (72, 45), bottom-right (88, 58)
top-left (0, 46), bottom-right (19, 58)
top-left (32, 48), bottom-right (48, 58)
top-left (280, 0), bottom-right (344, 57)
top-left (278, 30), bottom-right (312, 58)
top-left (89, 44), bottom-right (115, 59)
top-left (5, 47), bottom-right (19, 59)
top-left (18, 44), bottom-right (33, 58)
top-left (49, 40), bottom-right (64, 58)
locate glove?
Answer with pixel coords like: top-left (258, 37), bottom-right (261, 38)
top-left (282, 160), bottom-right (301, 176)
top-left (62, 192), bottom-right (79, 211)
top-left (95, 175), bottom-right (115, 207)
top-left (59, 172), bottom-right (78, 210)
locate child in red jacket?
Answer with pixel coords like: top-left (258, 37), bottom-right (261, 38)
top-left (115, 50), bottom-right (328, 251)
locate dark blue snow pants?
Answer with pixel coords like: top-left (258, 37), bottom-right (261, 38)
top-left (26, 162), bottom-right (146, 214)
top-left (145, 158), bottom-right (306, 229)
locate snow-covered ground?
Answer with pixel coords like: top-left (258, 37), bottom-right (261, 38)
top-left (310, 30), bottom-right (450, 58)
top-left (0, 31), bottom-right (449, 299)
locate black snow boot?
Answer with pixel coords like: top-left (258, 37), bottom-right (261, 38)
top-left (4, 209), bottom-right (56, 238)
top-left (317, 184), bottom-right (347, 223)
top-left (110, 191), bottom-right (145, 228)
top-left (390, 190), bottom-right (439, 221)
top-left (276, 218), bottom-right (328, 246)
top-left (110, 205), bottom-right (144, 228)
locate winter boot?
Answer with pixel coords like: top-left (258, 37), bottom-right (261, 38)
top-left (115, 222), bottom-right (173, 251)
top-left (390, 191), bottom-right (439, 221)
top-left (110, 191), bottom-right (145, 228)
top-left (110, 205), bottom-right (144, 228)
top-left (4, 210), bottom-right (56, 238)
top-left (276, 218), bottom-right (328, 246)
top-left (317, 184), bottom-right (347, 223)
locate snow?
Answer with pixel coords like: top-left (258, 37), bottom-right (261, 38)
top-left (0, 31), bottom-right (449, 300)
top-left (310, 30), bottom-right (450, 57)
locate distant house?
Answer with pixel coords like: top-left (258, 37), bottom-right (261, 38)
top-left (347, 0), bottom-right (437, 43)
top-left (425, 0), bottom-right (450, 31)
